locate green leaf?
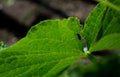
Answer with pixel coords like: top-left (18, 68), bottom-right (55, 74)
top-left (83, 3), bottom-right (107, 49)
top-left (84, 0), bottom-right (120, 50)
top-left (0, 17), bottom-right (85, 77)
top-left (90, 34), bottom-right (120, 51)
top-left (101, 0), bottom-right (120, 36)
top-left (89, 0), bottom-right (120, 52)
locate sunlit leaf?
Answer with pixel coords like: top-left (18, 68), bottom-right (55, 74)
top-left (0, 17), bottom-right (85, 77)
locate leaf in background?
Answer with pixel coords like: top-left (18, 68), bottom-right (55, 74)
top-left (83, 3), bottom-right (107, 49)
top-left (0, 17), bottom-right (85, 77)
top-left (0, 42), bottom-right (7, 50)
top-left (64, 54), bottom-right (120, 77)
top-left (90, 34), bottom-right (120, 51)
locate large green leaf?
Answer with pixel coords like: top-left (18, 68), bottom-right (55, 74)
top-left (90, 34), bottom-right (120, 51)
top-left (0, 17), bottom-right (85, 77)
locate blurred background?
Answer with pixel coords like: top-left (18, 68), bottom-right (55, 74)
top-left (0, 0), bottom-right (97, 45)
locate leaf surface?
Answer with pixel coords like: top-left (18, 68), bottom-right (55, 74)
top-left (97, 0), bottom-right (120, 37)
top-left (0, 17), bottom-right (84, 77)
top-left (90, 34), bottom-right (120, 51)
top-left (83, 3), bottom-right (107, 49)
top-left (84, 0), bottom-right (120, 50)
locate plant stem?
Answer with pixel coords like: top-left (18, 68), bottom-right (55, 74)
top-left (85, 51), bottom-right (98, 63)
top-left (96, 0), bottom-right (120, 13)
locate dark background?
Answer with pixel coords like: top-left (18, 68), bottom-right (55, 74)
top-left (0, 0), bottom-right (96, 45)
